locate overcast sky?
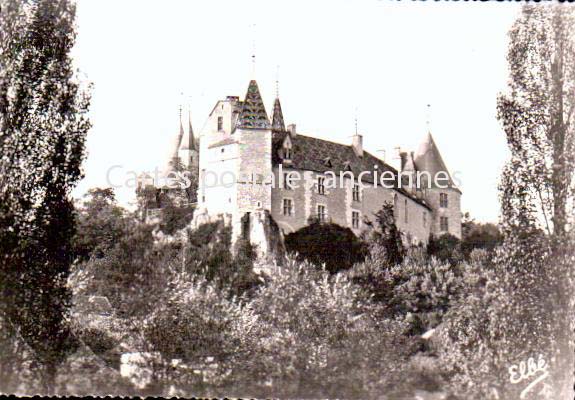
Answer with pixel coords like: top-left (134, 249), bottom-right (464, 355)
top-left (72, 0), bottom-right (522, 223)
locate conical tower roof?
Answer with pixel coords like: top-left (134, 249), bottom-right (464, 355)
top-left (414, 132), bottom-right (456, 188)
top-left (237, 80), bottom-right (270, 129)
top-left (271, 97), bottom-right (285, 131)
top-left (180, 110), bottom-right (196, 151)
top-left (167, 113), bottom-right (184, 171)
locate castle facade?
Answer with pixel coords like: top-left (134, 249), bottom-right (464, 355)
top-left (143, 78), bottom-right (462, 254)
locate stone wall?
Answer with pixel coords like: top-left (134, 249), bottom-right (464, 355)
top-left (425, 187), bottom-right (462, 239)
top-left (270, 166), bottom-right (432, 244)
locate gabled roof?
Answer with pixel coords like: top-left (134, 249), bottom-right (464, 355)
top-left (413, 132), bottom-right (459, 190)
top-left (271, 97), bottom-right (285, 131)
top-left (272, 131), bottom-right (432, 210)
top-left (237, 80), bottom-right (271, 129)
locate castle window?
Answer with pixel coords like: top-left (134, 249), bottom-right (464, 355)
top-left (440, 193), bottom-right (448, 208)
top-left (317, 176), bottom-right (325, 195)
top-left (283, 173), bottom-right (293, 190)
top-left (352, 182), bottom-right (360, 202)
top-left (217, 116), bottom-right (223, 131)
top-left (404, 199), bottom-right (408, 224)
top-left (317, 204), bottom-right (327, 222)
top-left (283, 198), bottom-right (293, 216)
top-left (423, 211), bottom-right (427, 228)
top-left (440, 216), bottom-right (449, 232)
top-left (352, 211), bottom-right (360, 228)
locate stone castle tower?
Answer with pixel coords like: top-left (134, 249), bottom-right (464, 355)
top-left (399, 133), bottom-right (462, 239)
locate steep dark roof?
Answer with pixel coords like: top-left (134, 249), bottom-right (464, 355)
top-left (414, 132), bottom-right (460, 192)
top-left (272, 131), bottom-right (431, 210)
top-left (237, 80), bottom-right (270, 129)
top-left (271, 98), bottom-right (285, 131)
top-left (180, 111), bottom-right (196, 151)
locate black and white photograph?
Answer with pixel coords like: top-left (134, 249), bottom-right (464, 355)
top-left (0, 1), bottom-right (574, 398)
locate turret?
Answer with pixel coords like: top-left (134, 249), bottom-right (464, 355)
top-left (413, 132), bottom-right (462, 238)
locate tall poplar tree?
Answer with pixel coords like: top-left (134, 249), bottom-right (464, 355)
top-left (497, 6), bottom-right (575, 397)
top-left (498, 5), bottom-right (574, 242)
top-left (0, 0), bottom-right (91, 392)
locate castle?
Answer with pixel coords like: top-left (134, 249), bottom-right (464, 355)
top-left (139, 78), bottom-right (462, 254)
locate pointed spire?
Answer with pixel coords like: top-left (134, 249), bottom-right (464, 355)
top-left (271, 98), bottom-right (285, 131)
top-left (237, 80), bottom-right (270, 129)
top-left (180, 107), bottom-right (196, 151)
top-left (413, 132), bottom-right (455, 187)
top-left (167, 106), bottom-right (184, 170)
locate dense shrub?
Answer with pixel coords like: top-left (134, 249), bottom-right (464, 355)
top-left (348, 247), bottom-right (466, 333)
top-left (427, 233), bottom-right (462, 265)
top-left (364, 202), bottom-right (405, 266)
top-left (73, 188), bottom-right (132, 262)
top-left (461, 214), bottom-right (503, 259)
top-left (69, 223), bottom-right (178, 318)
top-left (284, 222), bottom-right (368, 273)
top-left (242, 258), bottom-right (420, 399)
top-left (159, 203), bottom-right (195, 235)
top-left (183, 222), bottom-right (261, 299)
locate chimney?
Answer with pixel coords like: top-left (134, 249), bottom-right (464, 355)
top-left (287, 123), bottom-right (296, 136)
top-left (399, 151), bottom-right (408, 170)
top-left (352, 134), bottom-right (363, 157)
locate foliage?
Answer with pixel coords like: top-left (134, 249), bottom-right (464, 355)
top-left (497, 5), bottom-right (575, 239)
top-left (284, 221), bottom-right (368, 273)
top-left (183, 221), bottom-right (261, 299)
top-left (434, 238), bottom-right (574, 399)
top-left (158, 202), bottom-right (194, 235)
top-left (427, 233), bottom-right (462, 265)
top-left (73, 188), bottom-right (131, 261)
top-left (0, 0), bottom-right (91, 391)
top-left (460, 213), bottom-right (503, 259)
top-left (69, 223), bottom-right (177, 318)
top-left (364, 201), bottom-right (405, 266)
top-left (347, 247), bottom-right (466, 334)
top-left (237, 258), bottom-right (419, 399)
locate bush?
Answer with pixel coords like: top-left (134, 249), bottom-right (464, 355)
top-left (364, 202), bottom-right (405, 266)
top-left (242, 258), bottom-right (418, 399)
top-left (183, 222), bottom-right (261, 299)
top-left (159, 203), bottom-right (195, 235)
top-left (284, 222), bottom-right (368, 273)
top-left (427, 233), bottom-right (462, 265)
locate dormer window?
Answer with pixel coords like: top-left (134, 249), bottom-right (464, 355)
top-left (217, 116), bottom-right (223, 131)
top-left (284, 148), bottom-right (292, 160)
top-left (324, 157), bottom-right (332, 168)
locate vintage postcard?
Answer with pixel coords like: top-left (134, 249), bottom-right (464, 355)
top-left (0, 1), bottom-right (573, 399)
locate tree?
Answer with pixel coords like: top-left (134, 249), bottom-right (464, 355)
top-left (284, 221), bottom-right (368, 273)
top-left (497, 5), bottom-right (575, 241)
top-left (427, 233), bottom-right (462, 265)
top-left (0, 0), bottom-right (91, 392)
top-left (460, 213), bottom-right (503, 259)
top-left (364, 202), bottom-right (405, 266)
top-left (73, 188), bottom-right (130, 261)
